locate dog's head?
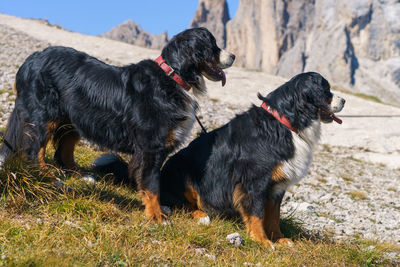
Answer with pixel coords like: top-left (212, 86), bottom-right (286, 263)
top-left (261, 72), bottom-right (345, 131)
top-left (161, 27), bottom-right (235, 95)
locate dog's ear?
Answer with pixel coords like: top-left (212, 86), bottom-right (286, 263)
top-left (265, 82), bottom-right (297, 116)
top-left (295, 72), bottom-right (331, 108)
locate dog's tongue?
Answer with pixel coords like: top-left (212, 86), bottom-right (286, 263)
top-left (332, 113), bottom-right (342, 124)
top-left (220, 69), bottom-right (226, 86)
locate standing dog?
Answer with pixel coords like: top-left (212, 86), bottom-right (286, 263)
top-left (0, 27), bottom-right (235, 222)
top-left (159, 72), bottom-right (345, 248)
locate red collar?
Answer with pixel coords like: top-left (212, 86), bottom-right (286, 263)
top-left (261, 102), bottom-right (298, 133)
top-left (155, 56), bottom-right (191, 91)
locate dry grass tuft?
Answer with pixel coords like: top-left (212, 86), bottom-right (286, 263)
top-left (347, 190), bottom-right (369, 200)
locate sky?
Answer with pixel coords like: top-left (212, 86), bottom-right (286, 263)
top-left (0, 0), bottom-right (239, 37)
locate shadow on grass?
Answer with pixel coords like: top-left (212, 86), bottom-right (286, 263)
top-left (72, 175), bottom-right (142, 212)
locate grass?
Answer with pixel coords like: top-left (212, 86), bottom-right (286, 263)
top-left (341, 173), bottom-right (355, 183)
top-left (0, 143), bottom-right (398, 266)
top-left (347, 190), bottom-right (369, 200)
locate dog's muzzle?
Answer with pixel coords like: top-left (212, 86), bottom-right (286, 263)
top-left (330, 94), bottom-right (346, 113)
top-left (218, 50), bottom-right (235, 69)
top-left (320, 94), bottom-right (346, 124)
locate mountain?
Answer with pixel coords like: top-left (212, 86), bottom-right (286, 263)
top-left (100, 19), bottom-right (168, 50)
top-left (195, 0), bottom-right (400, 106)
top-left (189, 0), bottom-right (230, 48)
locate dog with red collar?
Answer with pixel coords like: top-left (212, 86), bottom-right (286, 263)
top-left (0, 27), bottom-right (235, 222)
top-left (159, 72), bottom-right (345, 249)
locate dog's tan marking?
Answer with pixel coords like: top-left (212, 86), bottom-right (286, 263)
top-left (328, 97), bottom-right (333, 104)
top-left (184, 184), bottom-right (204, 211)
top-left (263, 200), bottom-right (283, 241)
top-left (271, 163), bottom-right (287, 182)
top-left (233, 184), bottom-right (246, 210)
top-left (233, 185), bottom-right (274, 249)
top-left (263, 199), bottom-right (294, 246)
top-left (13, 82), bottom-right (17, 95)
top-left (58, 134), bottom-right (80, 170)
top-left (37, 146), bottom-right (47, 168)
top-left (37, 121), bottom-right (60, 168)
top-left (140, 190), bottom-right (166, 222)
top-left (244, 215), bottom-right (274, 249)
top-left (166, 129), bottom-right (177, 148)
top-left (192, 209), bottom-right (208, 219)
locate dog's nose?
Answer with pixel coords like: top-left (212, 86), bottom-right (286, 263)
top-left (230, 54), bottom-right (236, 62)
top-left (341, 98), bottom-right (346, 106)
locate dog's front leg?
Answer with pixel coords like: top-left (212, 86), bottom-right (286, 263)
top-left (129, 152), bottom-right (166, 222)
top-left (263, 195), bottom-right (294, 246)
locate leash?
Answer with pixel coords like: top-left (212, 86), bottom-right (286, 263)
top-left (155, 56), bottom-right (208, 134)
top-left (0, 131), bottom-right (16, 153)
top-left (195, 115), bottom-right (207, 134)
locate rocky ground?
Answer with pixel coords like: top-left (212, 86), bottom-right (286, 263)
top-left (0, 17), bottom-right (399, 257)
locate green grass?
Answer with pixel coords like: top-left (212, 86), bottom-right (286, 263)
top-left (0, 143), bottom-right (398, 266)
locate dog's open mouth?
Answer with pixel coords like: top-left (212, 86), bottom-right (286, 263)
top-left (201, 63), bottom-right (226, 86)
top-left (320, 108), bottom-right (342, 124)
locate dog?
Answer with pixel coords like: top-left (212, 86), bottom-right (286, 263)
top-left (158, 72), bottom-right (345, 248)
top-left (0, 27), bottom-right (235, 222)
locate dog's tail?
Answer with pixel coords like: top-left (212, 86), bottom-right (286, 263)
top-left (0, 107), bottom-right (23, 167)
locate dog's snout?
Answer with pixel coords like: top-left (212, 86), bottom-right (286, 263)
top-left (218, 50), bottom-right (235, 68)
top-left (341, 98), bottom-right (346, 106)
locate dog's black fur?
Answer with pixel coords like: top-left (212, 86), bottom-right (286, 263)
top-left (92, 72), bottom-right (345, 247)
top-left (0, 27), bottom-right (234, 221)
top-left (158, 72), bottom-right (345, 247)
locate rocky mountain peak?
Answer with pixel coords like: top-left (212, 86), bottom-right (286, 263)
top-left (190, 0), bottom-right (230, 48)
top-left (101, 19), bottom-right (168, 50)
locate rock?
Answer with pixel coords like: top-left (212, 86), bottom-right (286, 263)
top-left (195, 248), bottom-right (216, 260)
top-left (226, 232), bottom-right (244, 247)
top-left (190, 0), bottom-right (230, 48)
top-left (82, 175), bottom-right (96, 184)
top-left (100, 20), bottom-right (169, 50)
top-left (226, 0), bottom-right (279, 73)
top-left (224, 0), bottom-right (400, 106)
top-left (297, 202), bottom-right (314, 212)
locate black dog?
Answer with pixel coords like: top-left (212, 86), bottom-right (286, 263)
top-left (159, 72), bottom-right (345, 248)
top-left (0, 27), bottom-right (235, 222)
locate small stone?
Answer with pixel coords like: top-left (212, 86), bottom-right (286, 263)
top-left (226, 232), bottom-right (244, 247)
top-left (82, 175), bottom-right (96, 184)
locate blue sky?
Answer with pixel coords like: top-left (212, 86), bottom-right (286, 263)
top-left (0, 0), bottom-right (239, 37)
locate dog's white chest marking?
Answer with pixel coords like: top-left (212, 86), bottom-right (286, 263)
top-left (272, 120), bottom-right (321, 196)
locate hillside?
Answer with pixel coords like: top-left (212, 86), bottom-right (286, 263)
top-left (0, 13), bottom-right (399, 264)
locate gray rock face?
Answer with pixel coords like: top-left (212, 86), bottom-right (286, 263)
top-left (190, 0), bottom-right (230, 48)
top-left (225, 0), bottom-right (279, 73)
top-left (224, 0), bottom-right (400, 105)
top-left (100, 20), bottom-right (169, 50)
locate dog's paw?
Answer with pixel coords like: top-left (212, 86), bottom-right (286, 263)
top-left (197, 216), bottom-right (211, 225)
top-left (264, 240), bottom-right (276, 251)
